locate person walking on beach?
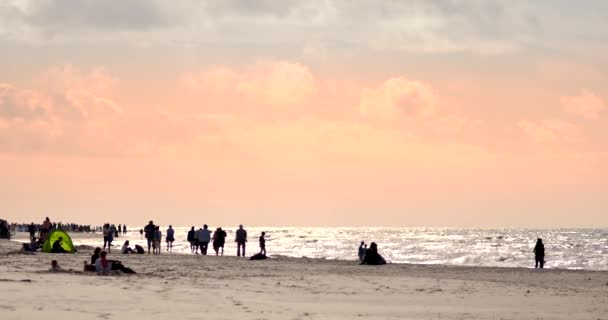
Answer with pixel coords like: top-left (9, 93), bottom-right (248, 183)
top-left (166, 225), bottom-right (175, 252)
top-left (153, 226), bottom-right (162, 254)
top-left (144, 221), bottom-right (155, 254)
top-left (194, 227), bottom-right (201, 254)
top-left (235, 224), bottom-right (247, 257)
top-left (187, 226), bottom-right (196, 253)
top-left (259, 232), bottom-right (266, 255)
top-left (534, 238), bottom-right (545, 269)
top-left (199, 225), bottom-right (211, 255)
top-left (123, 224), bottom-right (127, 235)
top-left (212, 227), bottom-right (227, 256)
top-left (358, 241), bottom-right (367, 261)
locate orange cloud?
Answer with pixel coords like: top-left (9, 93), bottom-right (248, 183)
top-left (517, 119), bottom-right (583, 144)
top-left (359, 77), bottom-right (438, 119)
top-left (184, 61), bottom-right (317, 107)
top-left (560, 89), bottom-right (605, 119)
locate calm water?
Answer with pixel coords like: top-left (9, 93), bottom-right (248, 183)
top-left (27, 227), bottom-right (608, 270)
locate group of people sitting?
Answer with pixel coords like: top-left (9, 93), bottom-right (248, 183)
top-left (84, 248), bottom-right (136, 275)
top-left (358, 241), bottom-right (387, 265)
top-left (120, 241), bottom-right (145, 254)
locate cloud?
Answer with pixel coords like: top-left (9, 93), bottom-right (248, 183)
top-left (359, 77), bottom-right (438, 120)
top-left (560, 89), bottom-right (605, 119)
top-left (517, 119), bottom-right (583, 144)
top-left (184, 61), bottom-right (317, 107)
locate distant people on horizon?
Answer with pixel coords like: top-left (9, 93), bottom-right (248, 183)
top-left (144, 221), bottom-right (155, 254)
top-left (166, 225), bottom-right (175, 252)
top-left (122, 241), bottom-right (134, 254)
top-left (153, 226), bottom-right (162, 254)
top-left (534, 238), bottom-right (545, 269)
top-left (360, 242), bottom-right (386, 265)
top-left (123, 224), bottom-right (128, 235)
top-left (51, 236), bottom-right (68, 253)
top-left (358, 242), bottom-right (367, 261)
top-left (118, 224), bottom-right (122, 234)
top-left (259, 232), bottom-right (266, 255)
top-left (212, 227), bottom-right (227, 256)
top-left (187, 226), bottom-right (196, 253)
top-left (199, 225), bottom-right (211, 255)
top-left (139, 228), bottom-right (144, 239)
top-left (235, 225), bottom-right (247, 257)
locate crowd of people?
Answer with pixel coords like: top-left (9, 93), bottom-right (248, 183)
top-left (9, 217), bottom-right (551, 272)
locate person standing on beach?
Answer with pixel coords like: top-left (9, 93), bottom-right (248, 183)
top-left (139, 228), bottom-right (143, 239)
top-left (123, 224), bottom-right (127, 235)
top-left (194, 228), bottom-right (201, 254)
top-left (259, 232), bottom-right (266, 255)
top-left (199, 225), bottom-right (211, 255)
top-left (187, 226), bottom-right (196, 253)
top-left (358, 242), bottom-right (367, 261)
top-left (360, 242), bottom-right (386, 265)
top-left (144, 221), bottom-right (155, 254)
top-left (534, 238), bottom-right (545, 269)
top-left (153, 226), bottom-right (162, 254)
top-left (236, 225), bottom-right (247, 257)
top-left (213, 227), bottom-right (227, 256)
top-left (166, 225), bottom-right (175, 252)
top-left (28, 223), bottom-right (36, 241)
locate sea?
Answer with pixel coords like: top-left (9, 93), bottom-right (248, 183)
top-left (21, 227), bottom-right (608, 271)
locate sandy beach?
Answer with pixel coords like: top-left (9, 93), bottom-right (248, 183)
top-left (0, 236), bottom-right (606, 320)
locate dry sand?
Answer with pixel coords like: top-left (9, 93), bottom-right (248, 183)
top-left (1, 237), bottom-right (607, 320)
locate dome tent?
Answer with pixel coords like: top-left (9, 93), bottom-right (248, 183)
top-left (42, 229), bottom-right (76, 253)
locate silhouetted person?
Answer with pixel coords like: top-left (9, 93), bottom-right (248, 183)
top-left (166, 225), bottom-right (175, 252)
top-left (360, 242), bottom-right (386, 265)
top-left (235, 224), bottom-right (247, 257)
top-left (187, 226), bottom-right (196, 253)
top-left (199, 225), bottom-right (211, 255)
top-left (51, 237), bottom-right (68, 253)
top-left (139, 228), bottom-right (143, 239)
top-left (259, 232), bottom-right (266, 255)
top-left (144, 221), bottom-right (155, 254)
top-left (123, 224), bottom-right (128, 234)
top-left (28, 223), bottom-right (36, 240)
top-left (213, 227), bottom-right (227, 256)
top-left (122, 240), bottom-right (134, 254)
top-left (358, 241), bottom-right (367, 261)
top-left (534, 238), bottom-right (545, 269)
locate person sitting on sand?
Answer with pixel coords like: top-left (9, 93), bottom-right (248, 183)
top-left (51, 237), bottom-right (68, 253)
top-left (87, 249), bottom-right (136, 275)
top-left (534, 238), bottom-right (545, 269)
top-left (134, 244), bottom-right (145, 254)
top-left (358, 241), bottom-right (367, 261)
top-left (122, 241), bottom-right (134, 254)
top-left (95, 251), bottom-right (113, 275)
top-left (49, 260), bottom-right (62, 272)
top-left (360, 242), bottom-right (386, 265)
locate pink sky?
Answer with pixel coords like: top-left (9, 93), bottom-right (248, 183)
top-left (1, 1), bottom-right (607, 227)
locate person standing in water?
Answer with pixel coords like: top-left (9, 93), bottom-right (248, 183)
top-left (533, 238), bottom-right (545, 269)
top-left (235, 224), bottom-right (247, 257)
top-left (259, 232), bottom-right (266, 255)
top-left (166, 225), bottom-right (175, 252)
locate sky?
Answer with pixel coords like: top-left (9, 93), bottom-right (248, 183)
top-left (1, 0), bottom-right (607, 228)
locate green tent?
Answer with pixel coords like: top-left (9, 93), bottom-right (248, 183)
top-left (42, 229), bottom-right (76, 253)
